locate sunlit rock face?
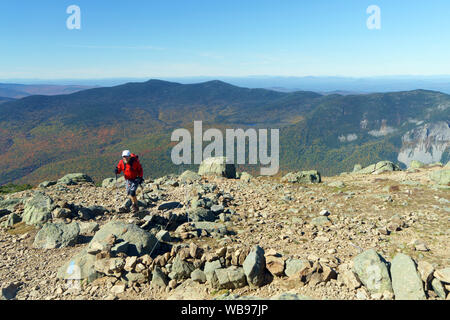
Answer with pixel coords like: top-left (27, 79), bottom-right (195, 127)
top-left (398, 121), bottom-right (450, 167)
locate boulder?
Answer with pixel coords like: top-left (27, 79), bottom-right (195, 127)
top-left (123, 272), bottom-right (147, 285)
top-left (151, 266), bottom-right (169, 288)
top-left (102, 176), bottom-right (125, 188)
top-left (179, 170), bottom-right (201, 183)
top-left (3, 212), bottom-right (21, 227)
top-left (409, 160), bottom-right (425, 169)
top-left (355, 161), bottom-right (401, 175)
top-left (156, 230), bottom-right (171, 242)
top-left (284, 258), bottom-right (310, 278)
top-left (390, 253), bottom-right (426, 300)
top-left (169, 256), bottom-right (195, 281)
top-left (176, 222), bottom-right (228, 235)
top-left (33, 222), bottom-right (80, 249)
top-left (429, 169), bottom-right (450, 186)
top-left (198, 157), bottom-right (236, 179)
top-left (214, 267), bottom-right (248, 289)
top-left (204, 260), bottom-right (222, 287)
top-left (77, 222), bottom-right (100, 235)
top-left (434, 268), bottom-right (450, 284)
top-left (57, 173), bottom-right (94, 185)
top-left (57, 250), bottom-right (99, 282)
top-left (191, 269), bottom-right (207, 283)
top-left (187, 207), bottom-right (216, 222)
top-left (311, 216), bottom-right (332, 226)
top-left (281, 170), bottom-right (321, 184)
top-left (243, 245), bottom-right (266, 287)
top-left (240, 172), bottom-right (253, 183)
top-left (352, 249), bottom-right (393, 295)
top-left (88, 221), bottom-right (158, 256)
top-left (22, 192), bottom-right (55, 227)
top-left (431, 278), bottom-right (446, 299)
top-left (0, 198), bottom-right (22, 212)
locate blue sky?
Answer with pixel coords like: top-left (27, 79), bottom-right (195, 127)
top-left (1, 0), bottom-right (450, 79)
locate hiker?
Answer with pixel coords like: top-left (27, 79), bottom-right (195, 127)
top-left (115, 150), bottom-right (144, 213)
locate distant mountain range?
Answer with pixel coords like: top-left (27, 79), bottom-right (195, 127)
top-left (0, 79), bottom-right (448, 185)
top-left (0, 83), bottom-right (98, 99)
top-left (4, 75), bottom-right (450, 93)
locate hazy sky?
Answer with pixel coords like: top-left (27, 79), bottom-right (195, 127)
top-left (1, 0), bottom-right (450, 79)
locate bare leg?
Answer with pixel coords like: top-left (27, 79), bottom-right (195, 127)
top-left (130, 195), bottom-right (138, 211)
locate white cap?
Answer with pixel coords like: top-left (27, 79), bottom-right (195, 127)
top-left (122, 150), bottom-right (131, 157)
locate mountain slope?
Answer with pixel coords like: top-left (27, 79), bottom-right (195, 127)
top-left (0, 80), bottom-right (449, 185)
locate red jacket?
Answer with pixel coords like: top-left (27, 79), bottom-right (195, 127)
top-left (116, 154), bottom-right (143, 180)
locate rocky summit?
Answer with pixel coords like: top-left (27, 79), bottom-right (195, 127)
top-left (0, 161), bottom-right (449, 300)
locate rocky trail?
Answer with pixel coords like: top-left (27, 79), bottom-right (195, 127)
top-left (0, 159), bottom-right (449, 300)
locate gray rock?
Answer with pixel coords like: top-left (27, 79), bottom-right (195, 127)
top-left (156, 230), bottom-right (171, 242)
top-left (169, 256), bottom-right (195, 280)
top-left (434, 268), bottom-right (450, 284)
top-left (189, 222), bottom-right (228, 235)
top-left (198, 157), bottom-right (236, 179)
top-left (22, 192), bottom-right (55, 227)
top-left (242, 245), bottom-right (266, 287)
top-left (353, 164), bottom-right (363, 172)
top-left (123, 272), bottom-right (147, 285)
top-left (0, 198), bottom-right (22, 212)
top-left (57, 173), bottom-right (94, 185)
top-left (285, 258), bottom-right (310, 278)
top-left (391, 253), bottom-right (426, 300)
top-left (33, 222), bottom-right (80, 249)
top-left (281, 170), bottom-right (321, 184)
top-left (57, 249), bottom-right (99, 282)
top-left (191, 269), bottom-right (207, 283)
top-left (102, 176), bottom-right (125, 188)
top-left (151, 266), bottom-right (169, 288)
top-left (431, 278), bottom-right (446, 299)
top-left (88, 221), bottom-right (158, 256)
top-left (311, 216), bottom-right (332, 226)
top-left (240, 172), bottom-right (253, 183)
top-left (353, 249), bottom-right (393, 295)
top-left (210, 204), bottom-right (224, 214)
top-left (204, 260), bottom-right (222, 287)
top-left (179, 170), bottom-right (201, 183)
top-left (188, 207), bottom-right (216, 222)
top-left (214, 267), bottom-right (247, 289)
top-left (355, 161), bottom-right (402, 175)
top-left (78, 222), bottom-right (100, 235)
top-left (429, 169), bottom-right (450, 186)
top-left (4, 212), bottom-right (21, 227)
